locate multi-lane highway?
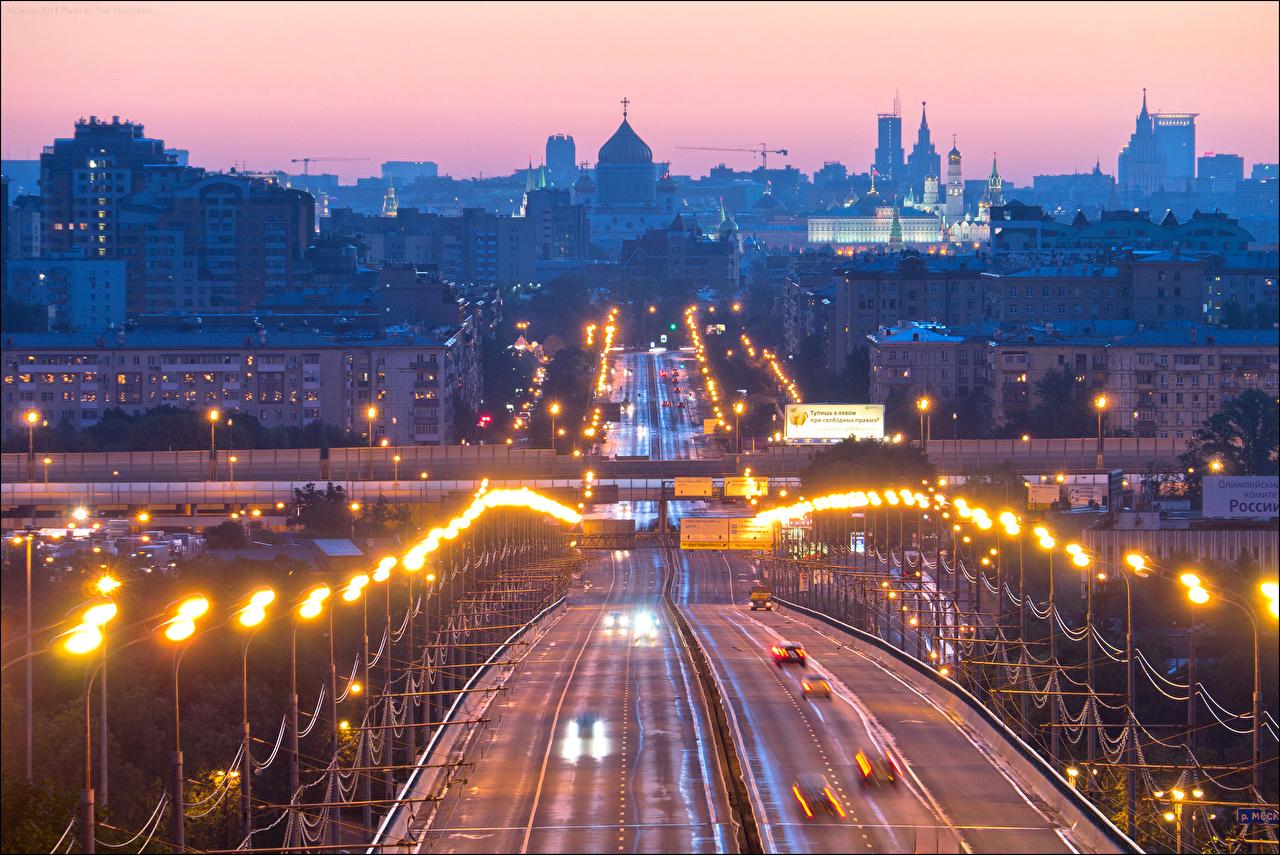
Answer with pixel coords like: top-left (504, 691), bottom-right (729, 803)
top-left (419, 549), bottom-right (735, 854)
top-left (601, 348), bottom-right (703, 461)
top-left (676, 549), bottom-right (1082, 854)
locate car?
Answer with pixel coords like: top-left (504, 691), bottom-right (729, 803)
top-left (633, 611), bottom-right (660, 640)
top-left (676, 401), bottom-right (686, 409)
top-left (854, 749), bottom-right (902, 786)
top-left (801, 674), bottom-right (832, 699)
top-left (792, 774), bottom-right (846, 819)
top-left (771, 642), bottom-right (806, 666)
top-left (603, 611), bottom-right (628, 629)
top-left (662, 400), bottom-right (672, 408)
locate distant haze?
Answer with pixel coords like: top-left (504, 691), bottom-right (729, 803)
top-left (2, 1), bottom-right (1277, 183)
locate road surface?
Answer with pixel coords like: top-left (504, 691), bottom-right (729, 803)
top-left (418, 548), bottom-right (736, 853)
top-left (676, 547), bottom-right (1081, 854)
top-left (601, 349), bottom-right (702, 461)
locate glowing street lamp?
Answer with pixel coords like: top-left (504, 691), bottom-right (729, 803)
top-left (1093, 394), bottom-right (1108, 467)
top-left (161, 594), bottom-right (211, 851)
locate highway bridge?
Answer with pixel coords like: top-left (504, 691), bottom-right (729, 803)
top-left (3, 348), bottom-right (1165, 853)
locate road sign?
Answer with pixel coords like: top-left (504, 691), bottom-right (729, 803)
top-left (1237, 807), bottom-right (1278, 826)
top-left (724, 476), bottom-right (768, 497)
top-left (728, 518), bottom-right (774, 549)
top-left (680, 517), bottom-right (729, 549)
top-left (1027, 483), bottom-right (1060, 509)
top-left (674, 477), bottom-right (714, 498)
top-left (702, 418), bottom-right (720, 435)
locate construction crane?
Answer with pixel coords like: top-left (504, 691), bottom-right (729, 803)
top-left (290, 156), bottom-right (370, 176)
top-left (675, 143), bottom-right (789, 171)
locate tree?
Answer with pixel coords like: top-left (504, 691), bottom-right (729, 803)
top-left (203, 520), bottom-right (249, 549)
top-left (799, 438), bottom-right (936, 494)
top-left (1030, 366), bottom-right (1093, 437)
top-left (288, 482), bottom-right (350, 537)
top-left (1181, 390), bottom-right (1279, 476)
top-left (0, 295), bottom-right (48, 332)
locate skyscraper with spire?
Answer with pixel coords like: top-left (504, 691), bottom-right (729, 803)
top-left (1117, 88), bottom-right (1166, 203)
top-left (906, 101), bottom-right (941, 199)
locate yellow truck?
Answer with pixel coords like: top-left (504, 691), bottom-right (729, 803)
top-left (749, 584), bottom-right (774, 611)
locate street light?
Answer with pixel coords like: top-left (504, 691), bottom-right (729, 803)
top-left (393, 453), bottom-right (401, 484)
top-left (233, 587), bottom-right (275, 842)
top-left (733, 401), bottom-right (745, 454)
top-left (10, 531), bottom-right (35, 782)
top-left (159, 594), bottom-right (210, 852)
top-left (65, 595), bottom-right (119, 855)
top-left (229, 455), bottom-right (238, 483)
top-left (290, 585), bottom-right (331, 825)
top-left (366, 405), bottom-right (378, 448)
top-left (1093, 394), bottom-right (1108, 468)
top-left (549, 402), bottom-right (560, 452)
top-left (916, 396), bottom-right (931, 448)
top-left (42, 456), bottom-right (52, 485)
top-left (24, 409), bottom-right (41, 481)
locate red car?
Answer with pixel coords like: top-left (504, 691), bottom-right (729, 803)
top-left (771, 642), bottom-right (806, 666)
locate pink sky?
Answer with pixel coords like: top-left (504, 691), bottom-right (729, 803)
top-left (2, 1), bottom-right (1277, 184)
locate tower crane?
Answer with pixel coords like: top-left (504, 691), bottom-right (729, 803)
top-left (290, 156), bottom-right (370, 176)
top-left (675, 143), bottom-right (789, 171)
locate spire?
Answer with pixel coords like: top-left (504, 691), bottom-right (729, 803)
top-left (948, 133), bottom-right (960, 158)
top-left (919, 101), bottom-right (929, 133)
top-left (1139, 87), bottom-right (1149, 120)
top-left (990, 153), bottom-right (1000, 181)
top-left (621, 95), bottom-right (630, 120)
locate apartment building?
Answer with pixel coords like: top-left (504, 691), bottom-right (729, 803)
top-left (2, 320), bottom-right (480, 446)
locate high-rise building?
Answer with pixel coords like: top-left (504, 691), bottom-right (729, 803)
top-left (1153, 112), bottom-right (1197, 192)
top-left (906, 102), bottom-right (941, 199)
top-left (945, 137), bottom-right (964, 222)
top-left (39, 116), bottom-right (188, 259)
top-left (1117, 90), bottom-right (1165, 202)
top-left (873, 95), bottom-right (904, 189)
top-left (545, 134), bottom-right (577, 188)
top-left (1196, 152), bottom-right (1244, 195)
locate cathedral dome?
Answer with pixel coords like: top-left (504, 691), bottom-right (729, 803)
top-left (598, 118), bottom-right (653, 164)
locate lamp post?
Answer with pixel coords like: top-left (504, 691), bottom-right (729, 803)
top-left (43, 456), bottom-right (52, 485)
top-left (1093, 394), bottom-right (1108, 468)
top-left (1114, 549), bottom-right (1150, 839)
top-left (393, 454), bottom-right (401, 485)
top-left (229, 455), bottom-right (238, 484)
top-left (207, 409), bottom-right (220, 480)
top-left (366, 405), bottom-right (378, 478)
top-left (341, 570), bottom-right (374, 835)
top-left (916, 397), bottom-right (931, 449)
top-left (92, 575), bottom-right (122, 809)
top-left (549, 402), bottom-right (560, 452)
top-left (160, 594), bottom-right (211, 853)
top-left (350, 501), bottom-right (361, 541)
top-left (65, 597), bottom-right (121, 855)
top-left (1035, 529), bottom-right (1059, 763)
top-left (24, 409), bottom-right (41, 482)
top-left (233, 588), bottom-right (275, 844)
top-left (11, 531), bottom-right (35, 782)
top-left (733, 401), bottom-right (745, 454)
top-left (290, 586), bottom-right (331, 828)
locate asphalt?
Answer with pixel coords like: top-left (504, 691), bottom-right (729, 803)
top-left (418, 548), bottom-right (736, 854)
top-left (675, 548), bottom-right (1081, 855)
top-left (601, 348), bottom-right (702, 462)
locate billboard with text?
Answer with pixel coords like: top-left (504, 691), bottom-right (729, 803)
top-left (784, 404), bottom-right (884, 444)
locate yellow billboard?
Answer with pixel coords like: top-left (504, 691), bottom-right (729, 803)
top-left (674, 477), bottom-right (715, 498)
top-left (703, 417), bottom-right (721, 435)
top-left (724, 476), bottom-right (769, 497)
top-left (680, 517), bottom-right (776, 550)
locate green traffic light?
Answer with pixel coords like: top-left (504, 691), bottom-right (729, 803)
top-left (669, 323), bottom-right (677, 330)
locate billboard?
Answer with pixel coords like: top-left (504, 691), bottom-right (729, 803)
top-left (784, 403), bottom-right (885, 444)
top-left (674, 477), bottom-right (715, 498)
top-left (680, 518), bottom-right (729, 550)
top-left (1204, 476), bottom-right (1279, 519)
top-left (703, 418), bottom-right (721, 435)
top-left (728, 518), bottom-right (775, 549)
top-left (724, 476), bottom-right (769, 497)
top-left (680, 517), bottom-right (776, 550)
top-left (1027, 483), bottom-right (1061, 509)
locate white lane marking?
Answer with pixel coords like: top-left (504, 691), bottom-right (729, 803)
top-left (679, 551), bottom-right (778, 853)
top-left (775, 610), bottom-right (1079, 854)
top-left (518, 555), bottom-right (619, 854)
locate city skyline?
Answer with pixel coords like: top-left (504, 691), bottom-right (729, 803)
top-left (2, 1), bottom-right (1278, 184)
